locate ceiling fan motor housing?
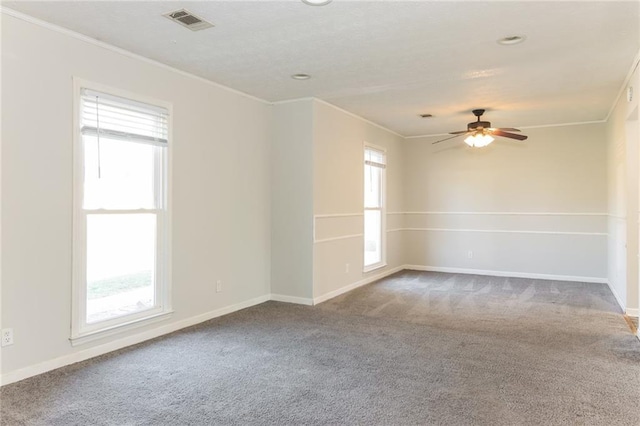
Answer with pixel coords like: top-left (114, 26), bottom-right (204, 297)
top-left (468, 120), bottom-right (491, 130)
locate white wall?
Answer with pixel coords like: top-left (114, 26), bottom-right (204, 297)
top-left (402, 124), bottom-right (608, 280)
top-left (270, 99), bottom-right (405, 303)
top-left (312, 100), bottom-right (404, 301)
top-left (2, 7), bottom-right (636, 387)
top-left (271, 100), bottom-right (314, 301)
top-left (607, 61), bottom-right (640, 315)
top-left (1, 13), bottom-right (271, 379)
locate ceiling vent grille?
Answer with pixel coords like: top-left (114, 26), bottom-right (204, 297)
top-left (164, 9), bottom-right (214, 31)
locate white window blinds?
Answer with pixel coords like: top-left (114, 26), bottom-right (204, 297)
top-left (364, 147), bottom-right (386, 169)
top-left (80, 89), bottom-right (169, 146)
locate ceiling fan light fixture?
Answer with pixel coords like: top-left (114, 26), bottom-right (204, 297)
top-left (464, 133), bottom-right (494, 148)
top-left (433, 109), bottom-right (526, 146)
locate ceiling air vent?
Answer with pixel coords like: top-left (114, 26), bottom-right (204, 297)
top-left (164, 9), bottom-right (214, 31)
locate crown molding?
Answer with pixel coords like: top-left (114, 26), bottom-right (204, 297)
top-left (0, 7), bottom-right (271, 106)
top-left (271, 97), bottom-right (316, 105)
top-left (272, 97), bottom-right (405, 138)
top-left (605, 47), bottom-right (640, 122)
top-left (3, 6), bottom-right (637, 138)
top-left (311, 98), bottom-right (405, 138)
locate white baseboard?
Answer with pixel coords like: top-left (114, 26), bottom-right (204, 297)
top-left (0, 265), bottom-right (617, 387)
top-left (274, 264), bottom-right (609, 307)
top-left (313, 265), bottom-right (404, 305)
top-left (404, 265), bottom-right (608, 284)
top-left (270, 294), bottom-right (314, 306)
top-left (0, 294), bottom-right (270, 387)
top-left (606, 281), bottom-right (627, 313)
top-left (607, 282), bottom-right (638, 318)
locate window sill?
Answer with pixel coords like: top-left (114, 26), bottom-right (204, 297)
top-left (363, 262), bottom-right (387, 273)
top-left (70, 310), bottom-right (173, 347)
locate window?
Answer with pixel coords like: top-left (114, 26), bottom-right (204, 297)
top-left (364, 146), bottom-right (386, 271)
top-left (72, 84), bottom-right (171, 343)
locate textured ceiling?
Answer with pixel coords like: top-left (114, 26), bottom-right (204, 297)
top-left (3, 1), bottom-right (639, 136)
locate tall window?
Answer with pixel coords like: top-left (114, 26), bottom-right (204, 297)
top-left (72, 85), bottom-right (171, 342)
top-left (364, 146), bottom-right (386, 271)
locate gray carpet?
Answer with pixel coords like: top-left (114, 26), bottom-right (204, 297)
top-left (2, 271), bottom-right (640, 425)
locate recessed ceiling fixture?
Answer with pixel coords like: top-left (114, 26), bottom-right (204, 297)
top-left (291, 73), bottom-right (311, 80)
top-left (163, 9), bottom-right (214, 31)
top-left (497, 35), bottom-right (526, 45)
top-left (302, 0), bottom-right (333, 6)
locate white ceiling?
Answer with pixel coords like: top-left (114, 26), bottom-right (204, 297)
top-left (4, 1), bottom-right (639, 136)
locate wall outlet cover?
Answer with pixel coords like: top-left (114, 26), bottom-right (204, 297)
top-left (1, 328), bottom-right (14, 347)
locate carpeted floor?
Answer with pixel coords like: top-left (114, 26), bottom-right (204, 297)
top-left (2, 271), bottom-right (640, 425)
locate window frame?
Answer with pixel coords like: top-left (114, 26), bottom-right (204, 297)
top-left (71, 78), bottom-right (173, 346)
top-left (363, 143), bottom-right (387, 273)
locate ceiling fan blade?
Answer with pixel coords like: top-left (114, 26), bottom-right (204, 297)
top-left (433, 133), bottom-right (466, 145)
top-left (449, 130), bottom-right (468, 135)
top-left (494, 127), bottom-right (521, 132)
top-left (491, 130), bottom-right (528, 141)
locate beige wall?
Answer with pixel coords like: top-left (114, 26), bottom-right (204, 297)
top-left (402, 124), bottom-right (608, 279)
top-left (606, 62), bottom-right (640, 315)
top-left (271, 100), bottom-right (314, 300)
top-left (270, 99), bottom-right (405, 302)
top-left (312, 100), bottom-right (404, 300)
top-left (2, 8), bottom-right (635, 386)
top-left (1, 14), bottom-right (271, 377)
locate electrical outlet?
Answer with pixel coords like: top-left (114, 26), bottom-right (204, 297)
top-left (345, 263), bottom-right (350, 273)
top-left (467, 250), bottom-right (473, 259)
top-left (216, 280), bottom-right (222, 293)
top-left (1, 328), bottom-right (14, 347)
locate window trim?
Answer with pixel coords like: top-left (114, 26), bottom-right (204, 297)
top-left (363, 142), bottom-right (387, 273)
top-left (71, 78), bottom-right (173, 344)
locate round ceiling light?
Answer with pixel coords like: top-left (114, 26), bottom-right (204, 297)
top-left (301, 0), bottom-right (333, 5)
top-left (497, 35), bottom-right (526, 45)
top-left (291, 73), bottom-right (311, 80)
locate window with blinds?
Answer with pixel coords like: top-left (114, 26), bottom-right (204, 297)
top-left (364, 146), bottom-right (386, 270)
top-left (80, 89), bottom-right (168, 145)
top-left (72, 86), bottom-right (171, 343)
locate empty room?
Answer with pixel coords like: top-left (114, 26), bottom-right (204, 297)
top-left (2, 1), bottom-right (640, 424)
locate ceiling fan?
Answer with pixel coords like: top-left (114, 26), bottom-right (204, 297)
top-left (433, 109), bottom-right (528, 147)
